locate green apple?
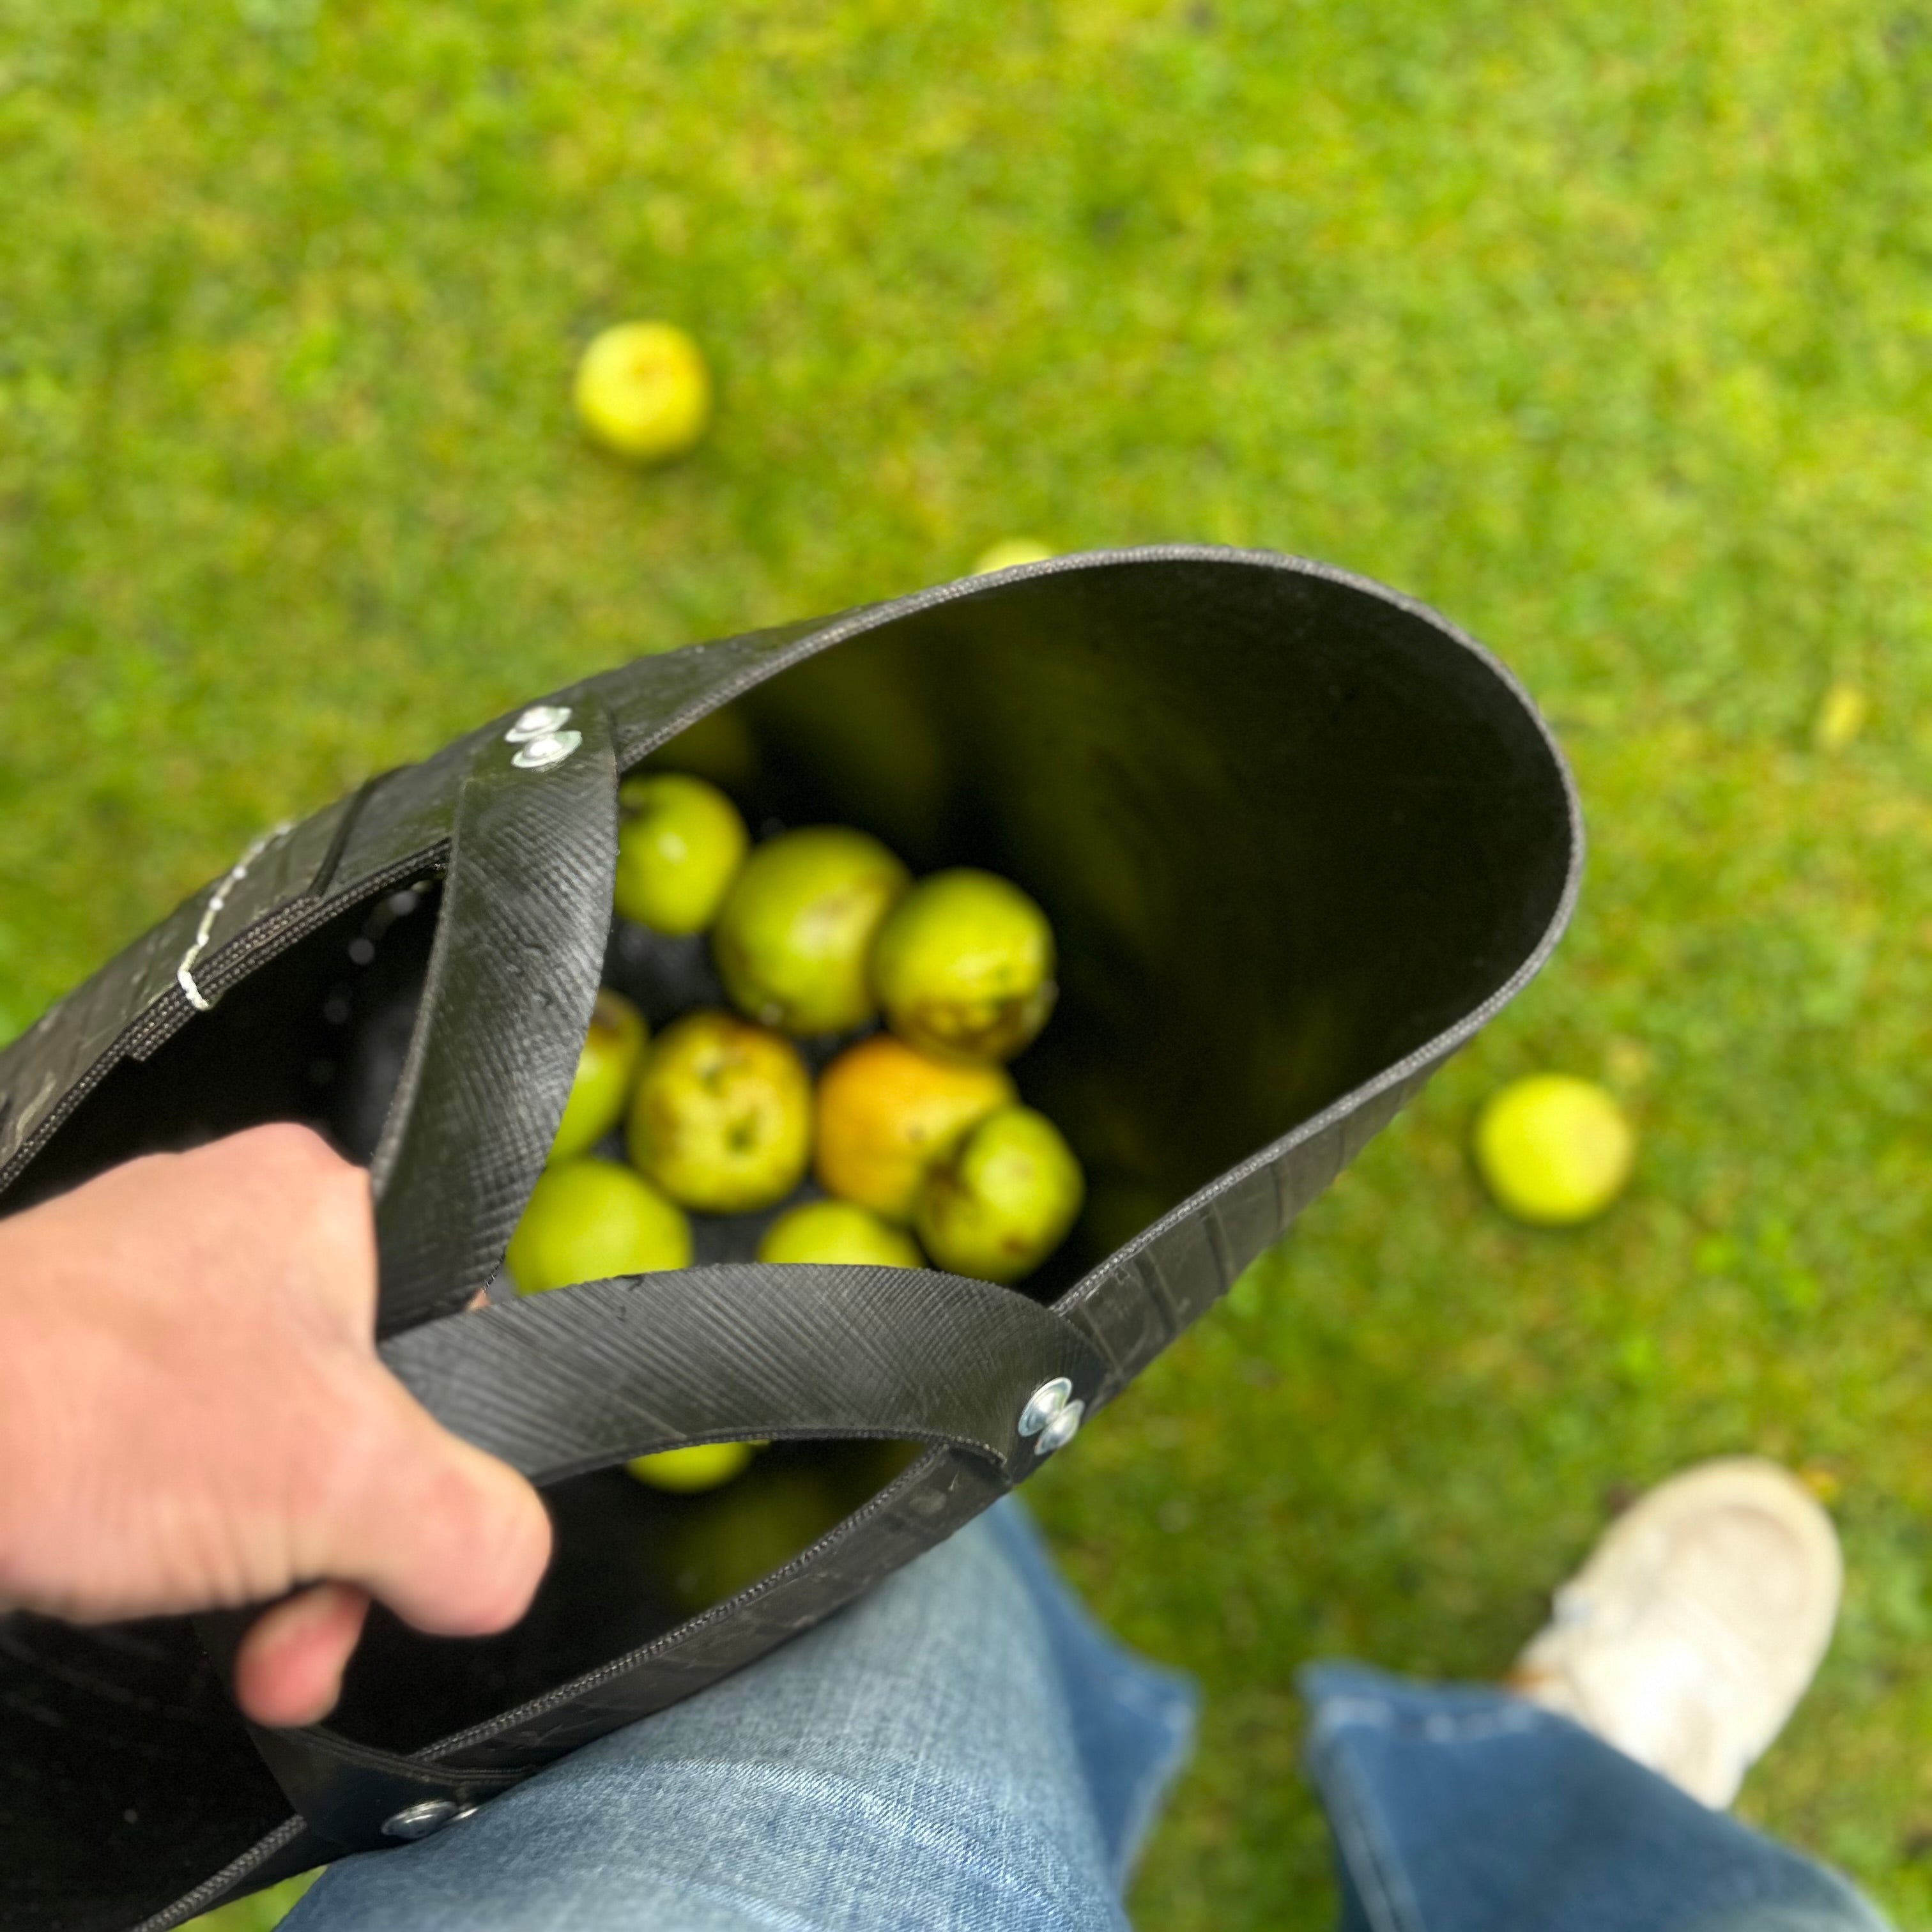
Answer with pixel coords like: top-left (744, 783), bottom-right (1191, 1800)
top-left (573, 321), bottom-right (711, 464)
top-left (915, 1105), bottom-right (1083, 1285)
top-left (1473, 1075), bottom-right (1635, 1226)
top-left (657, 1469), bottom-right (845, 1616)
top-left (712, 827), bottom-right (910, 1034)
top-left (871, 870), bottom-right (1056, 1062)
top-left (550, 988), bottom-right (647, 1162)
top-left (757, 1198), bottom-right (924, 1269)
top-left (505, 1156), bottom-right (691, 1294)
top-left (615, 773), bottom-right (749, 934)
top-left (971, 537), bottom-right (1054, 574)
top-left (1813, 682), bottom-right (1868, 753)
top-left (628, 1009), bottom-right (813, 1213)
top-left (628, 1441), bottom-right (758, 1493)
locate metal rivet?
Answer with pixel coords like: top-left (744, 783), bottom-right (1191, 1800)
top-left (1018, 1377), bottom-right (1073, 1439)
top-left (505, 705), bottom-right (572, 743)
top-left (381, 1798), bottom-right (477, 1841)
top-left (1037, 1398), bottom-right (1084, 1455)
top-left (512, 730), bottom-right (583, 770)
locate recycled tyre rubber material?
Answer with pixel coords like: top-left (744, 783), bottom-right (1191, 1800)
top-left (0, 546), bottom-right (1581, 1931)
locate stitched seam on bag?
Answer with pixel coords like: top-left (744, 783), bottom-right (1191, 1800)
top-left (0, 850), bottom-right (445, 1203)
top-left (130, 1814), bottom-right (310, 1932)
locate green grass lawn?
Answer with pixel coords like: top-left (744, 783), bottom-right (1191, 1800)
top-left (7, 1), bottom-right (1932, 1924)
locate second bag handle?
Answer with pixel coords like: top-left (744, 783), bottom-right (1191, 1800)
top-left (371, 698), bottom-right (619, 1338)
top-left (377, 1261), bottom-right (1107, 1484)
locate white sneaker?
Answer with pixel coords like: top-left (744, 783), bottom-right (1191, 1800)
top-left (1508, 1457), bottom-right (1842, 1809)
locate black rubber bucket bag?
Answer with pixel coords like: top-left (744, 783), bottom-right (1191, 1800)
top-left (0, 548), bottom-right (1581, 1930)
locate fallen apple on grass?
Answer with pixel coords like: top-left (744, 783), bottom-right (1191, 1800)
top-left (574, 320), bottom-right (711, 464)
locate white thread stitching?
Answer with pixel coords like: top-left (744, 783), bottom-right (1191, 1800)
top-left (175, 822), bottom-right (293, 1013)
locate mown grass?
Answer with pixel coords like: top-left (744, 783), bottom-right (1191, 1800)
top-left (4, 1), bottom-right (1931, 1924)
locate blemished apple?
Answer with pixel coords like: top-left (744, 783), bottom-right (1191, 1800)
top-left (574, 321), bottom-right (712, 464)
top-left (871, 869), bottom-right (1056, 1063)
top-left (615, 772), bottom-right (749, 935)
top-left (1473, 1075), bottom-right (1635, 1226)
top-left (549, 988), bottom-right (647, 1163)
top-left (505, 1156), bottom-right (691, 1294)
top-left (757, 1198), bottom-right (923, 1269)
top-left (711, 827), bottom-right (909, 1035)
top-left (813, 1034), bottom-right (1015, 1222)
top-left (915, 1105), bottom-right (1084, 1285)
top-left (627, 1009), bottom-right (813, 1213)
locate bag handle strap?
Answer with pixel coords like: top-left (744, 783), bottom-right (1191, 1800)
top-left (209, 1265), bottom-right (1101, 1858)
top-left (378, 1262), bottom-right (1104, 1484)
top-left (370, 698), bottom-right (618, 1338)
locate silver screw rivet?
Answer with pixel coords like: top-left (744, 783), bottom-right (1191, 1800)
top-left (1018, 1377), bottom-right (1073, 1439)
top-left (512, 730), bottom-right (583, 770)
top-left (506, 705), bottom-right (572, 743)
top-left (382, 1798), bottom-right (475, 1841)
top-left (1037, 1399), bottom-right (1084, 1455)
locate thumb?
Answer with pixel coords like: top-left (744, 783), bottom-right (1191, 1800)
top-left (309, 1365), bottom-right (553, 1644)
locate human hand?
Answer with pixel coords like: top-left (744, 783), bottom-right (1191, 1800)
top-left (0, 1124), bottom-right (551, 1728)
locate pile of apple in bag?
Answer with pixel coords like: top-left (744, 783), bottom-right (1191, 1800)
top-left (503, 773), bottom-right (1084, 1495)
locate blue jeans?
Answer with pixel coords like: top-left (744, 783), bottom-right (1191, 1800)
top-left (286, 1501), bottom-right (1886, 1931)
top-left (1300, 1666), bottom-right (1887, 1932)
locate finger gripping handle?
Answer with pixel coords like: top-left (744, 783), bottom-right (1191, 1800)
top-left (234, 1264), bottom-right (1099, 1862)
